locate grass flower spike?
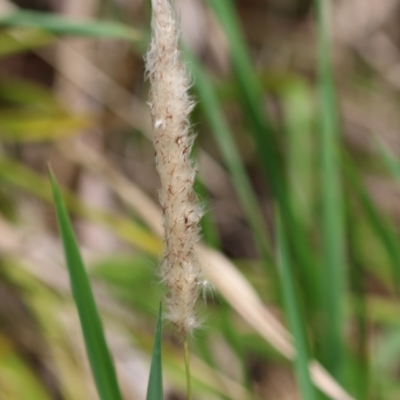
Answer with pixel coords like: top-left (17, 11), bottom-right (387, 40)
top-left (146, 0), bottom-right (203, 337)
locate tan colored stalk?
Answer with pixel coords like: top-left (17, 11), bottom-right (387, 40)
top-left (145, 0), bottom-right (202, 337)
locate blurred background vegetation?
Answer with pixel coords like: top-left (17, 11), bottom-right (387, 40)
top-left (0, 0), bottom-right (400, 399)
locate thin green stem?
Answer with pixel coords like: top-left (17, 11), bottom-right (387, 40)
top-left (184, 337), bottom-right (192, 400)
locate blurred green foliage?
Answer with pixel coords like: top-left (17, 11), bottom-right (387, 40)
top-left (0, 0), bottom-right (400, 399)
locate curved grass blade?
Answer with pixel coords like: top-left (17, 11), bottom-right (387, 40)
top-left (146, 304), bottom-right (163, 400)
top-left (49, 168), bottom-right (123, 400)
top-left (0, 10), bottom-right (141, 41)
top-left (276, 211), bottom-right (317, 400)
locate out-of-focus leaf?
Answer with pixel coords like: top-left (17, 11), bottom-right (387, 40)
top-left (204, 0), bottom-right (319, 320)
top-left (0, 156), bottom-right (162, 256)
top-left (0, 335), bottom-right (52, 400)
top-left (92, 254), bottom-right (161, 314)
top-left (0, 109), bottom-right (92, 141)
top-left (0, 28), bottom-right (54, 58)
top-left (186, 49), bottom-right (272, 263)
top-left (0, 78), bottom-right (62, 111)
top-left (49, 169), bottom-right (123, 400)
top-left (0, 78), bottom-right (93, 142)
top-left (2, 263), bottom-right (93, 400)
top-left (146, 304), bottom-right (163, 400)
top-left (280, 78), bottom-right (315, 230)
top-left (276, 212), bottom-right (317, 400)
top-left (372, 328), bottom-right (400, 390)
top-left (0, 10), bottom-right (141, 41)
top-left (345, 156), bottom-right (400, 295)
top-left (378, 139), bottom-right (400, 188)
top-left (314, 0), bottom-right (347, 381)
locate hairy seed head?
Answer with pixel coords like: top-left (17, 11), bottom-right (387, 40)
top-left (145, 0), bottom-right (203, 336)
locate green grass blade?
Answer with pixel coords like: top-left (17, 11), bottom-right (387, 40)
top-left (377, 139), bottom-right (400, 187)
top-left (346, 194), bottom-right (370, 399)
top-left (280, 78), bottom-right (315, 230)
top-left (185, 49), bottom-right (272, 261)
top-left (276, 210), bottom-right (317, 400)
top-left (194, 178), bottom-right (221, 249)
top-left (49, 168), bottom-right (123, 400)
top-left (204, 0), bottom-right (319, 320)
top-left (203, 0), bottom-right (283, 201)
top-left (0, 336), bottom-right (53, 400)
top-left (344, 155), bottom-right (400, 293)
top-left (0, 156), bottom-right (161, 255)
top-left (0, 10), bottom-right (141, 41)
top-left (0, 28), bottom-right (54, 58)
top-left (314, 0), bottom-right (347, 380)
top-left (146, 304), bottom-right (163, 400)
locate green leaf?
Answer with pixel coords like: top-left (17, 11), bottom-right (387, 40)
top-left (49, 168), bottom-right (123, 400)
top-left (377, 139), bottom-right (400, 188)
top-left (185, 49), bottom-right (272, 264)
top-left (92, 254), bottom-right (161, 314)
top-left (345, 189), bottom-right (370, 399)
top-left (276, 211), bottom-right (317, 400)
top-left (0, 109), bottom-right (91, 142)
top-left (280, 77), bottom-right (315, 230)
top-left (146, 304), bottom-right (163, 400)
top-left (204, 0), bottom-right (319, 329)
top-left (0, 78), bottom-right (63, 110)
top-left (314, 0), bottom-right (347, 381)
top-left (0, 28), bottom-right (54, 58)
top-left (344, 155), bottom-right (400, 294)
top-left (0, 156), bottom-right (162, 255)
top-left (0, 10), bottom-right (141, 41)
top-left (0, 336), bottom-right (53, 400)
top-left (0, 79), bottom-right (92, 142)
top-left (203, 0), bottom-right (282, 202)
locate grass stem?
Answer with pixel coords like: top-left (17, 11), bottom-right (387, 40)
top-left (184, 337), bottom-right (192, 400)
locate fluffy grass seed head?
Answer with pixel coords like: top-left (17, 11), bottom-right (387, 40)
top-left (145, 0), bottom-right (203, 337)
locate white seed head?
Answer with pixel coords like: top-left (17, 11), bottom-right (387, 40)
top-left (145, 0), bottom-right (203, 336)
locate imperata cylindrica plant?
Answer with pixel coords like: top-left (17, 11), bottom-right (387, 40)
top-left (145, 0), bottom-right (203, 337)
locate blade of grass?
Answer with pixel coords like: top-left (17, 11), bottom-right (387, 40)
top-left (377, 139), bottom-right (400, 187)
top-left (0, 77), bottom-right (64, 109)
top-left (0, 10), bottom-right (141, 41)
top-left (49, 168), bottom-right (123, 400)
top-left (0, 335), bottom-right (53, 400)
top-left (344, 155), bottom-right (400, 294)
top-left (8, 269), bottom-right (95, 400)
top-left (146, 304), bottom-right (163, 400)
top-left (276, 210), bottom-right (317, 400)
top-left (0, 156), bottom-right (161, 255)
top-left (203, 0), bottom-right (282, 201)
top-left (194, 178), bottom-right (221, 249)
top-left (345, 191), bottom-right (369, 399)
top-left (183, 338), bottom-right (192, 400)
top-left (0, 110), bottom-right (91, 141)
top-left (280, 78), bottom-right (315, 230)
top-left (0, 28), bottom-right (54, 58)
top-left (185, 49), bottom-right (272, 263)
top-left (314, 0), bottom-right (347, 381)
top-left (204, 0), bottom-right (319, 327)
